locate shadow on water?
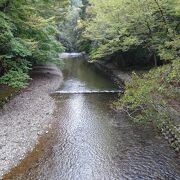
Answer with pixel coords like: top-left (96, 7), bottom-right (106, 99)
top-left (3, 57), bottom-right (180, 179)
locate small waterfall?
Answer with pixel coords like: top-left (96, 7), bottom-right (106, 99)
top-left (54, 90), bottom-right (123, 94)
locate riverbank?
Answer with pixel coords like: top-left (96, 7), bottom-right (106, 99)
top-left (91, 59), bottom-right (180, 152)
top-left (0, 64), bottom-right (63, 178)
top-left (90, 60), bottom-right (131, 89)
top-left (3, 56), bottom-right (180, 179)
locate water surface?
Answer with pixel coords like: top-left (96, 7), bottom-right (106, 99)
top-left (6, 57), bottom-right (180, 180)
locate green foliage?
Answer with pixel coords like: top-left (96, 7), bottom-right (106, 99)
top-left (0, 12), bottom-right (14, 50)
top-left (5, 58), bottom-right (31, 71)
top-left (114, 59), bottom-right (180, 126)
top-left (80, 0), bottom-right (180, 61)
top-left (58, 0), bottom-right (85, 51)
top-left (0, 0), bottom-right (68, 88)
top-left (0, 58), bottom-right (31, 88)
top-left (10, 38), bottom-right (32, 57)
top-left (79, 0), bottom-right (180, 128)
top-left (0, 69), bottom-right (30, 88)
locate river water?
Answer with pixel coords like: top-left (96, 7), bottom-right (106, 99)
top-left (6, 57), bottom-right (180, 179)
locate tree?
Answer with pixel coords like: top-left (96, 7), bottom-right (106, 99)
top-left (80, 0), bottom-right (179, 64)
top-left (79, 0), bottom-right (180, 133)
top-left (0, 0), bottom-right (68, 88)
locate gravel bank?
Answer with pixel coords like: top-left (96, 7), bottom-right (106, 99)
top-left (0, 64), bottom-right (63, 178)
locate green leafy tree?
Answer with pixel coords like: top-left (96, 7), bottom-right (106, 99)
top-left (79, 0), bottom-right (180, 132)
top-left (0, 0), bottom-right (68, 88)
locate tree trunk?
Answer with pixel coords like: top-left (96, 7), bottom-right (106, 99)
top-left (154, 53), bottom-right (157, 67)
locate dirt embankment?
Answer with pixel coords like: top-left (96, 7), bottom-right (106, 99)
top-left (0, 64), bottom-right (63, 178)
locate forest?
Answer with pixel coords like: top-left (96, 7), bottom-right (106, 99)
top-left (0, 0), bottom-right (180, 178)
top-left (0, 0), bottom-right (68, 87)
top-left (77, 0), bottom-right (180, 132)
top-left (0, 0), bottom-right (180, 127)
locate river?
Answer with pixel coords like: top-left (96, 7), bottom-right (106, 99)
top-left (5, 56), bottom-right (180, 179)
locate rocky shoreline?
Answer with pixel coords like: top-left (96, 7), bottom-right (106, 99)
top-left (0, 64), bottom-right (63, 178)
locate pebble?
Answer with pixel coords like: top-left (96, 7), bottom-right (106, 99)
top-left (0, 64), bottom-right (63, 177)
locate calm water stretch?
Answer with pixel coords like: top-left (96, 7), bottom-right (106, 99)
top-left (6, 57), bottom-right (180, 179)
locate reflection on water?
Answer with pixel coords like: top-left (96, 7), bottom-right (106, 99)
top-left (15, 93), bottom-right (179, 179)
top-left (61, 58), bottom-right (118, 91)
top-left (5, 57), bottom-right (180, 179)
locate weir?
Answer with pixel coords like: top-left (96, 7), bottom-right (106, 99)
top-left (11, 55), bottom-right (180, 180)
top-left (54, 90), bottom-right (123, 94)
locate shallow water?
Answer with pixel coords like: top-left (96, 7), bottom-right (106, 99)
top-left (5, 57), bottom-right (180, 179)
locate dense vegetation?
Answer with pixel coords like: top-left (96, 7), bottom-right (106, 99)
top-left (78, 0), bottom-right (180, 130)
top-left (58, 0), bottom-right (89, 51)
top-left (0, 0), bottom-right (68, 88)
top-left (0, 0), bottom-right (179, 133)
